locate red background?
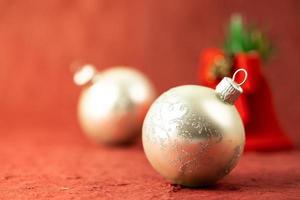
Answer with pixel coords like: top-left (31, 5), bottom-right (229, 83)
top-left (1, 0), bottom-right (299, 146)
top-left (0, 1), bottom-right (300, 199)
top-left (0, 0), bottom-right (299, 145)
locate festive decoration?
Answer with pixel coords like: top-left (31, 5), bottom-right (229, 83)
top-left (74, 64), bottom-right (156, 144)
top-left (198, 14), bottom-right (293, 151)
top-left (142, 69), bottom-right (247, 187)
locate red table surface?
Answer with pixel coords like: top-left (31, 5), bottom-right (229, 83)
top-left (0, 127), bottom-right (299, 200)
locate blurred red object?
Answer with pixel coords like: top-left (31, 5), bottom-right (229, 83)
top-left (198, 48), bottom-right (293, 151)
top-left (233, 52), bottom-right (262, 94)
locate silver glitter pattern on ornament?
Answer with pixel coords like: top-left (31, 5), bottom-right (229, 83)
top-left (144, 92), bottom-right (222, 145)
top-left (217, 144), bottom-right (243, 178)
top-left (142, 69), bottom-right (248, 187)
top-left (143, 89), bottom-right (223, 173)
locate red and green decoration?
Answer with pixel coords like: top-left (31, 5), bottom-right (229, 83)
top-left (198, 14), bottom-right (293, 151)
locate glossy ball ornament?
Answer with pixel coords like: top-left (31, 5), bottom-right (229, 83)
top-left (142, 69), bottom-right (248, 187)
top-left (74, 64), bottom-right (156, 144)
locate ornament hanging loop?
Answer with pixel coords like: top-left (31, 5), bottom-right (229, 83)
top-left (232, 68), bottom-right (248, 86)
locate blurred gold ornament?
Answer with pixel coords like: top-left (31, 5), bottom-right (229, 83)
top-left (142, 69), bottom-right (247, 187)
top-left (74, 64), bottom-right (156, 144)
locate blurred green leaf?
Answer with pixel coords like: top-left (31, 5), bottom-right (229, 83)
top-left (223, 14), bottom-right (273, 62)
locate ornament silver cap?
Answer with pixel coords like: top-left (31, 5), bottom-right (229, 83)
top-left (215, 69), bottom-right (248, 104)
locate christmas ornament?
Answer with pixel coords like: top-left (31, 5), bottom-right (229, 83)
top-left (74, 64), bottom-right (156, 144)
top-left (198, 14), bottom-right (293, 151)
top-left (142, 69), bottom-right (248, 187)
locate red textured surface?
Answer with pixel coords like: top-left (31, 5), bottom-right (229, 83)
top-left (1, 127), bottom-right (300, 199)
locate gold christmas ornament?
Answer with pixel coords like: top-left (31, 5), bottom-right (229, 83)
top-left (142, 69), bottom-right (248, 187)
top-left (74, 64), bottom-right (156, 144)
